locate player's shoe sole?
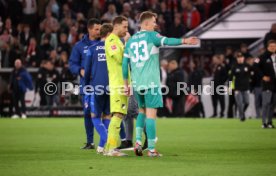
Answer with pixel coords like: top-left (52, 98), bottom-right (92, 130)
top-left (104, 149), bottom-right (128, 157)
top-left (148, 150), bottom-right (163, 157)
top-left (134, 142), bottom-right (143, 156)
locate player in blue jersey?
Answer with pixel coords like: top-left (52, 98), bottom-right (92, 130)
top-left (69, 18), bottom-right (101, 149)
top-left (84, 23), bottom-right (114, 154)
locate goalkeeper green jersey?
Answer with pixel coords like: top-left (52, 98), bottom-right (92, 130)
top-left (123, 30), bottom-right (182, 91)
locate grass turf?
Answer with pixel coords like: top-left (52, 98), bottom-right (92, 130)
top-left (0, 118), bottom-right (276, 176)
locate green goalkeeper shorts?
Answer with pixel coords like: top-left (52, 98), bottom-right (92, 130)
top-left (133, 87), bottom-right (163, 109)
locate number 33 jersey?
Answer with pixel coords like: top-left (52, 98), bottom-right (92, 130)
top-left (124, 31), bottom-right (182, 91)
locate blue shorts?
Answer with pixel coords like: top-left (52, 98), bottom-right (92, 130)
top-left (89, 93), bottom-right (110, 116)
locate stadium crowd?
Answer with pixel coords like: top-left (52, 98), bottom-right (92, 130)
top-left (0, 0), bottom-right (275, 124)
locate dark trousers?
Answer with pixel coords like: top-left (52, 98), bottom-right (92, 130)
top-left (212, 90), bottom-right (225, 117)
top-left (262, 91), bottom-right (276, 124)
top-left (39, 90), bottom-right (47, 106)
top-left (171, 96), bottom-right (185, 117)
top-left (13, 91), bottom-right (26, 115)
top-left (253, 87), bottom-right (262, 118)
top-left (234, 90), bottom-right (249, 120)
top-left (227, 90), bottom-right (236, 118)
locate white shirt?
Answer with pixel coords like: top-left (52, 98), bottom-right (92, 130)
top-left (19, 0), bottom-right (37, 15)
top-left (272, 54), bottom-right (276, 76)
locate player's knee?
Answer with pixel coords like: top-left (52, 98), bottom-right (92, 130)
top-left (102, 114), bottom-right (112, 119)
top-left (139, 108), bottom-right (145, 114)
top-left (90, 113), bottom-right (97, 118)
top-left (113, 112), bottom-right (124, 118)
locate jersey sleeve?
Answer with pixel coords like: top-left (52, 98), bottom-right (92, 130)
top-left (122, 45), bottom-right (130, 80)
top-left (149, 31), bottom-right (182, 47)
top-left (84, 48), bottom-right (93, 86)
top-left (106, 39), bottom-right (123, 64)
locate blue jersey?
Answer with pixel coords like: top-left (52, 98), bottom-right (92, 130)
top-left (69, 34), bottom-right (99, 94)
top-left (84, 41), bottom-right (109, 93)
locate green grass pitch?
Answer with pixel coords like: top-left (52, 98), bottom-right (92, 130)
top-left (0, 118), bottom-right (276, 176)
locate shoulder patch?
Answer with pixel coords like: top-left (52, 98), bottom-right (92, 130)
top-left (111, 45), bottom-right (117, 50)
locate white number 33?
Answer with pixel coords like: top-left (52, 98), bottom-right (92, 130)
top-left (130, 40), bottom-right (149, 63)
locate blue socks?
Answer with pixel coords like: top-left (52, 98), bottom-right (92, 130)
top-left (92, 117), bottom-right (107, 148)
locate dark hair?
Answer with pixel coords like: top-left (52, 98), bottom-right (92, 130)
top-left (87, 18), bottom-right (101, 28)
top-left (100, 23), bottom-right (113, 38)
top-left (112, 16), bottom-right (128, 25)
top-left (139, 11), bottom-right (157, 23)
top-left (267, 40), bottom-right (276, 46)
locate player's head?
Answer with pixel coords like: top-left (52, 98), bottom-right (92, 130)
top-left (236, 52), bottom-right (245, 64)
top-left (112, 16), bottom-right (128, 38)
top-left (168, 59), bottom-right (178, 73)
top-left (139, 11), bottom-right (158, 31)
top-left (14, 59), bottom-right (22, 70)
top-left (100, 23), bottom-right (113, 38)
top-left (87, 18), bottom-right (101, 40)
top-left (246, 56), bottom-right (254, 66)
top-left (267, 40), bottom-right (276, 53)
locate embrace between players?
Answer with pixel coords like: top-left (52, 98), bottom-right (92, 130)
top-left (69, 11), bottom-right (199, 157)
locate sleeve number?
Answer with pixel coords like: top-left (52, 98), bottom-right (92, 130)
top-left (130, 40), bottom-right (149, 63)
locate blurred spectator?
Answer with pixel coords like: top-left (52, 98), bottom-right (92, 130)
top-left (20, 24), bottom-right (34, 49)
top-left (60, 11), bottom-right (76, 34)
top-left (68, 24), bottom-right (78, 46)
top-left (166, 59), bottom-right (185, 117)
top-left (44, 60), bottom-right (60, 106)
top-left (182, 0), bottom-right (201, 30)
top-left (7, 36), bottom-right (24, 67)
top-left (36, 60), bottom-right (47, 106)
top-left (87, 0), bottom-right (102, 19)
top-left (39, 8), bottom-right (60, 32)
top-left (229, 53), bottom-right (251, 121)
top-left (40, 34), bottom-right (53, 61)
top-left (209, 0), bottom-right (223, 17)
top-left (211, 54), bottom-right (227, 118)
top-left (60, 3), bottom-right (76, 20)
top-left (102, 4), bottom-right (118, 22)
top-left (49, 50), bottom-right (59, 67)
top-left (187, 59), bottom-right (205, 117)
top-left (148, 0), bottom-right (161, 14)
top-left (240, 43), bottom-right (252, 59)
top-left (57, 33), bottom-right (71, 55)
top-left (224, 46), bottom-right (236, 118)
top-left (25, 37), bottom-right (41, 67)
top-left (264, 23), bottom-right (276, 48)
top-left (60, 52), bottom-right (76, 82)
top-left (19, 0), bottom-right (37, 29)
top-left (246, 56), bottom-right (262, 118)
top-left (160, 2), bottom-right (172, 34)
top-left (194, 0), bottom-right (206, 22)
top-left (47, 0), bottom-right (60, 19)
top-left (168, 13), bottom-right (187, 37)
top-left (4, 18), bottom-right (15, 36)
top-left (158, 59), bottom-right (169, 117)
top-left (258, 40), bottom-right (276, 128)
top-left (40, 27), bottom-right (58, 49)
top-left (224, 46), bottom-right (236, 71)
top-left (9, 59), bottom-right (33, 119)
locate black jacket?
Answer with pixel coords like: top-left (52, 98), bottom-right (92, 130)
top-left (213, 64), bottom-right (228, 87)
top-left (258, 51), bottom-right (276, 92)
top-left (229, 63), bottom-right (252, 91)
top-left (188, 69), bottom-right (205, 92)
top-left (249, 63), bottom-right (262, 89)
top-left (166, 68), bottom-right (185, 98)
